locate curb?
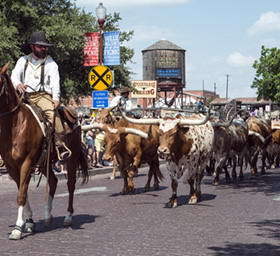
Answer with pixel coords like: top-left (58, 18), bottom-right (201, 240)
top-left (0, 161), bottom-right (166, 183)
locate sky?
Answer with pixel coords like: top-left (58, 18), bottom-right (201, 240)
top-left (74, 0), bottom-right (280, 99)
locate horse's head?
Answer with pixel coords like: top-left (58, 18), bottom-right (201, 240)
top-left (0, 62), bottom-right (20, 113)
top-left (0, 63), bottom-right (10, 98)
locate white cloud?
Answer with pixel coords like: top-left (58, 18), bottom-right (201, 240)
top-left (226, 52), bottom-right (255, 67)
top-left (248, 11), bottom-right (280, 35)
top-left (74, 0), bottom-right (190, 7)
top-left (130, 25), bottom-right (174, 42)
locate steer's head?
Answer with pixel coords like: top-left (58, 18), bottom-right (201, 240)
top-left (103, 127), bottom-right (124, 162)
top-left (157, 119), bottom-right (189, 160)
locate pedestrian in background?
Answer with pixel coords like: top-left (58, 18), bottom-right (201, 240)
top-left (85, 130), bottom-right (96, 167)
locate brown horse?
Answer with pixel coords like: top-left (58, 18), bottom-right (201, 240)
top-left (0, 63), bottom-right (88, 240)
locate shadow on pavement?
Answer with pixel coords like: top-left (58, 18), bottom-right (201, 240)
top-left (110, 185), bottom-right (168, 197)
top-left (248, 219), bottom-right (280, 241)
top-left (208, 218), bottom-right (280, 255)
top-left (162, 193), bottom-right (216, 208)
top-left (208, 242), bottom-right (280, 256)
top-left (210, 168), bottom-right (280, 197)
top-left (35, 214), bottom-right (99, 233)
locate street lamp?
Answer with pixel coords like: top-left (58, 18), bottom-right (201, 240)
top-left (96, 2), bottom-right (107, 65)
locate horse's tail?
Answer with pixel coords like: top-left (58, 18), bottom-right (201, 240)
top-left (79, 142), bottom-right (89, 184)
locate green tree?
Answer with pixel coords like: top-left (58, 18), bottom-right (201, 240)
top-left (0, 0), bottom-right (134, 102)
top-left (252, 46), bottom-right (280, 102)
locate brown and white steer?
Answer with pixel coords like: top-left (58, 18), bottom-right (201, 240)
top-left (122, 112), bottom-right (214, 207)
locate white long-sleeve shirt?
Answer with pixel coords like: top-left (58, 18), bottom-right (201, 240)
top-left (11, 54), bottom-right (60, 101)
top-left (109, 95), bottom-right (132, 111)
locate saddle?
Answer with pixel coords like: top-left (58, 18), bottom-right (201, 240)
top-left (57, 106), bottom-right (77, 127)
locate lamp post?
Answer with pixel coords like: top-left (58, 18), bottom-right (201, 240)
top-left (96, 2), bottom-right (106, 65)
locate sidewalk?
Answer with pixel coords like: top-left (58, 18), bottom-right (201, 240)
top-left (0, 161), bottom-right (166, 183)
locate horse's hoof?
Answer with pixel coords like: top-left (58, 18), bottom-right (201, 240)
top-left (188, 196), bottom-right (198, 204)
top-left (166, 199), bottom-right (178, 208)
top-left (24, 219), bottom-right (36, 233)
top-left (213, 180), bottom-right (219, 186)
top-left (9, 226), bottom-right (22, 240)
top-left (110, 176), bottom-right (115, 180)
top-left (63, 215), bottom-right (72, 226)
top-left (44, 215), bottom-right (53, 227)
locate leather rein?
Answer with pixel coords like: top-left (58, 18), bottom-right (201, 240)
top-left (0, 74), bottom-right (24, 118)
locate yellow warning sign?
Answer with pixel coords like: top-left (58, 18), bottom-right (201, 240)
top-left (88, 65), bottom-right (113, 90)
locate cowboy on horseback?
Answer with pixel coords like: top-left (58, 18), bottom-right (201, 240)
top-left (11, 31), bottom-right (71, 161)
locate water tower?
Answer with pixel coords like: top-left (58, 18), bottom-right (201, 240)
top-left (142, 39), bottom-right (186, 92)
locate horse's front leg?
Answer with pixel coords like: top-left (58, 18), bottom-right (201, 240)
top-left (23, 197), bottom-right (35, 234)
top-left (9, 161), bottom-right (32, 240)
top-left (44, 169), bottom-right (58, 227)
top-left (63, 161), bottom-right (77, 226)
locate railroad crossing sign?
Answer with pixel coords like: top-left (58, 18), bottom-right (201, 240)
top-left (88, 65), bottom-right (113, 90)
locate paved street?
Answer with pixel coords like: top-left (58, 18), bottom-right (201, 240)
top-left (1, 164), bottom-right (280, 256)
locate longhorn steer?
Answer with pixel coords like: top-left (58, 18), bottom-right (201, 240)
top-left (266, 122), bottom-right (280, 168)
top-left (82, 122), bottom-right (163, 194)
top-left (227, 120), bottom-right (250, 181)
top-left (122, 112), bottom-right (214, 207)
top-left (246, 116), bottom-right (272, 175)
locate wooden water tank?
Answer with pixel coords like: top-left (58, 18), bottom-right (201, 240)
top-left (142, 40), bottom-right (186, 91)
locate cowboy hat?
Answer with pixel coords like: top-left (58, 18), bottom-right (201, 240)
top-left (28, 31), bottom-right (53, 47)
top-left (120, 87), bottom-right (130, 94)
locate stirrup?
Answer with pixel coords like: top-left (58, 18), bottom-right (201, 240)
top-left (55, 142), bottom-right (72, 163)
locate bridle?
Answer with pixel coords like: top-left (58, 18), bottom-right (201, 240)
top-left (0, 74), bottom-right (23, 118)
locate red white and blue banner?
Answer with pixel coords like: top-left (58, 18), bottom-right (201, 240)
top-left (103, 31), bottom-right (120, 66)
top-left (84, 32), bottom-right (100, 66)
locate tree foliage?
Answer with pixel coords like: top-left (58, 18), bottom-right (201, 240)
top-left (252, 46), bottom-right (280, 102)
top-left (0, 0), bottom-right (134, 102)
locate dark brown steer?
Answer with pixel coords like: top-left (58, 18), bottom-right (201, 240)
top-left (246, 116), bottom-right (272, 175)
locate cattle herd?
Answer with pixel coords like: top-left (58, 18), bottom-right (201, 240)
top-left (82, 106), bottom-right (280, 208)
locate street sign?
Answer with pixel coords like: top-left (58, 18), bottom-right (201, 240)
top-left (92, 90), bottom-right (109, 108)
top-left (104, 31), bottom-right (120, 66)
top-left (131, 80), bottom-right (157, 98)
top-left (88, 65), bottom-right (113, 90)
top-left (83, 32), bottom-right (100, 66)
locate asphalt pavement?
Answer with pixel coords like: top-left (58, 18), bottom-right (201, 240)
top-left (1, 163), bottom-right (280, 256)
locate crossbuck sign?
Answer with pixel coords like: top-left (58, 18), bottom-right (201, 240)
top-left (88, 65), bottom-right (113, 91)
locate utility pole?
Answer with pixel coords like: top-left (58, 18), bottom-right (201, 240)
top-left (214, 82), bottom-right (216, 97)
top-left (226, 74), bottom-right (229, 99)
top-left (202, 80), bottom-right (205, 98)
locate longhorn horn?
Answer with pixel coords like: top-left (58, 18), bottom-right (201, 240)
top-left (121, 111), bottom-right (161, 125)
top-left (179, 107), bottom-right (210, 126)
top-left (122, 128), bottom-right (149, 139)
top-left (211, 109), bottom-right (241, 127)
top-left (248, 130), bottom-right (265, 143)
top-left (105, 126), bottom-right (148, 139)
top-left (225, 107), bottom-right (234, 121)
top-left (81, 122), bottom-right (104, 131)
